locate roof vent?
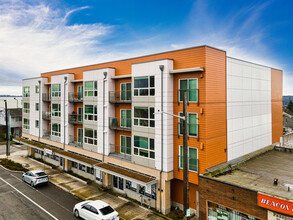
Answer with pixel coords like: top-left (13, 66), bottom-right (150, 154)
top-left (274, 178), bottom-right (278, 185)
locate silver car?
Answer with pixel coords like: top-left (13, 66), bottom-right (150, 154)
top-left (22, 170), bottom-right (49, 187)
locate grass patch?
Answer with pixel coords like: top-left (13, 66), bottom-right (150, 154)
top-left (0, 158), bottom-right (28, 172)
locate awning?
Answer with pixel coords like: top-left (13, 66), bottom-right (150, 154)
top-left (111, 74), bottom-right (132, 79)
top-left (95, 163), bottom-right (156, 186)
top-left (170, 67), bottom-right (204, 74)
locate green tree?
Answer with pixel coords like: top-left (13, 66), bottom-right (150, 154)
top-left (287, 100), bottom-right (293, 112)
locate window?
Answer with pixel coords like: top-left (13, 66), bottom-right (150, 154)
top-left (179, 79), bottom-right (198, 102)
top-left (23, 118), bottom-right (29, 129)
top-left (35, 103), bottom-right (39, 111)
top-left (52, 103), bottom-right (61, 117)
top-left (121, 83), bottom-right (131, 101)
top-left (84, 128), bottom-right (97, 145)
top-left (35, 85), bottom-right (39, 93)
top-left (84, 105), bottom-right (97, 121)
top-left (35, 120), bottom-right (39, 128)
top-left (134, 76), bottom-right (155, 96)
top-left (134, 107), bottom-right (155, 127)
top-left (134, 136), bottom-right (155, 159)
top-left (179, 146), bottom-right (198, 172)
top-left (121, 135), bottom-right (131, 155)
top-left (23, 103), bottom-right (30, 113)
top-left (84, 81), bottom-right (97, 97)
top-left (178, 113), bottom-right (198, 136)
top-left (113, 175), bottom-right (124, 190)
top-left (23, 86), bottom-right (30, 97)
top-left (121, 109), bottom-right (131, 128)
top-left (51, 123), bottom-right (61, 136)
top-left (51, 84), bottom-right (61, 97)
top-left (15, 117), bottom-right (21, 122)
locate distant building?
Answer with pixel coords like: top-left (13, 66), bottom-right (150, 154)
top-left (283, 110), bottom-right (293, 134)
top-left (0, 108), bottom-right (22, 137)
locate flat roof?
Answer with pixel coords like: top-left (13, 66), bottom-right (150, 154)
top-left (205, 148), bottom-right (293, 201)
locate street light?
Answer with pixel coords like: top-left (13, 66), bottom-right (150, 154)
top-left (14, 97), bottom-right (18, 109)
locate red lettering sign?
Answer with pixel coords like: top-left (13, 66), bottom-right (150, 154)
top-left (258, 194), bottom-right (293, 216)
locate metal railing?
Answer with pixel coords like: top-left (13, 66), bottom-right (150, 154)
top-left (69, 135), bottom-right (83, 147)
top-left (69, 92), bottom-right (83, 102)
top-left (42, 130), bottom-right (51, 140)
top-left (109, 90), bottom-right (131, 103)
top-left (109, 117), bottom-right (131, 131)
top-left (42, 93), bottom-right (51, 102)
top-left (109, 144), bottom-right (131, 161)
top-left (177, 122), bottom-right (199, 140)
top-left (177, 89), bottom-right (199, 106)
top-left (68, 114), bottom-right (83, 124)
top-left (42, 112), bottom-right (51, 120)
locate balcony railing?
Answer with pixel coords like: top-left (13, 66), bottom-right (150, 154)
top-left (42, 130), bottom-right (51, 140)
top-left (109, 117), bottom-right (131, 131)
top-left (69, 135), bottom-right (83, 148)
top-left (109, 144), bottom-right (131, 161)
top-left (109, 91), bottom-right (131, 103)
top-left (68, 114), bottom-right (83, 124)
top-left (69, 92), bottom-right (83, 102)
top-left (42, 93), bottom-right (51, 102)
top-left (177, 89), bottom-right (199, 106)
top-left (42, 112), bottom-right (51, 120)
top-left (177, 122), bottom-right (199, 141)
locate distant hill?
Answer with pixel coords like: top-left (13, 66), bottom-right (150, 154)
top-left (283, 96), bottom-right (293, 107)
top-left (0, 95), bottom-right (21, 97)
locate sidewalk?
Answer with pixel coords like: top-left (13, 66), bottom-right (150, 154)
top-left (1, 146), bottom-right (166, 220)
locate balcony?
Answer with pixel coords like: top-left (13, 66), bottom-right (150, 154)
top-left (177, 122), bottom-right (199, 141)
top-left (42, 93), bottom-right (51, 102)
top-left (42, 112), bottom-right (51, 120)
top-left (42, 130), bottom-right (51, 140)
top-left (177, 89), bottom-right (199, 106)
top-left (69, 135), bottom-right (83, 148)
top-left (109, 117), bottom-right (131, 131)
top-left (69, 92), bottom-right (83, 103)
top-left (109, 91), bottom-right (131, 103)
top-left (109, 144), bottom-right (131, 161)
top-left (68, 114), bottom-right (83, 124)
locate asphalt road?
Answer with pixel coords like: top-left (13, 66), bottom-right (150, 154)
top-left (0, 166), bottom-right (82, 220)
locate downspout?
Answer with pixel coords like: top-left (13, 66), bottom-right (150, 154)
top-left (38, 80), bottom-right (41, 141)
top-left (102, 72), bottom-right (107, 163)
top-left (159, 65), bottom-right (165, 213)
top-left (63, 76), bottom-right (67, 150)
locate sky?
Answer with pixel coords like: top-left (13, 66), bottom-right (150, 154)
top-left (0, 0), bottom-right (293, 95)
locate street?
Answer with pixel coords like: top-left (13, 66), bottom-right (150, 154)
top-left (0, 166), bottom-right (81, 220)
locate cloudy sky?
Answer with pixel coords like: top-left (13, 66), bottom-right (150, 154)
top-left (0, 0), bottom-right (293, 95)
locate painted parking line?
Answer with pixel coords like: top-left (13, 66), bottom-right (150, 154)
top-left (0, 177), bottom-right (58, 220)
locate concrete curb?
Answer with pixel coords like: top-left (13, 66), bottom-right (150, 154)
top-left (0, 164), bottom-right (25, 174)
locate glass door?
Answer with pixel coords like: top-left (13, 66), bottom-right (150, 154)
top-left (121, 109), bottom-right (131, 128)
top-left (77, 128), bottom-right (83, 144)
top-left (121, 136), bottom-right (131, 155)
top-left (121, 83), bottom-right (131, 101)
top-left (78, 107), bottom-right (83, 122)
top-left (77, 86), bottom-right (83, 100)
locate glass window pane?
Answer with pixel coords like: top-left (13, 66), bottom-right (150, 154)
top-left (134, 136), bottom-right (148, 149)
top-left (180, 146), bottom-right (183, 168)
top-left (189, 148), bottom-right (197, 171)
top-left (150, 108), bottom-right (154, 119)
top-left (134, 107), bottom-right (148, 118)
top-left (134, 77), bottom-right (148, 88)
top-left (85, 81), bottom-right (93, 90)
top-left (150, 151), bottom-right (155, 159)
top-left (150, 76), bottom-right (154, 87)
top-left (189, 79), bottom-right (197, 101)
top-left (85, 105), bottom-right (93, 114)
top-left (179, 80), bottom-right (187, 101)
top-left (150, 139), bottom-right (154, 150)
top-left (189, 114), bottom-right (197, 136)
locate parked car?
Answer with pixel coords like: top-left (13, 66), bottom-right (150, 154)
top-left (73, 200), bottom-right (119, 220)
top-left (22, 170), bottom-right (48, 187)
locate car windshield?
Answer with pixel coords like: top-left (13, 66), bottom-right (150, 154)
top-left (99, 206), bottom-right (114, 215)
top-left (35, 172), bottom-right (47, 177)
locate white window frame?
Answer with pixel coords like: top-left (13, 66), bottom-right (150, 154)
top-left (84, 105), bottom-right (97, 121)
top-left (23, 118), bottom-right (30, 129)
top-left (178, 112), bottom-right (198, 137)
top-left (23, 86), bottom-right (30, 97)
top-left (178, 78), bottom-right (198, 102)
top-left (133, 106), bottom-right (155, 128)
top-left (84, 128), bottom-right (97, 145)
top-left (120, 82), bottom-right (131, 101)
top-left (133, 76), bottom-right (155, 96)
top-left (51, 84), bottom-right (61, 97)
top-left (120, 135), bottom-right (131, 155)
top-left (179, 146), bottom-right (198, 172)
top-left (51, 103), bottom-right (61, 117)
top-left (84, 81), bottom-right (97, 97)
top-left (23, 103), bottom-right (30, 113)
top-left (133, 136), bottom-right (155, 159)
top-left (120, 109), bottom-right (131, 128)
top-left (51, 123), bottom-right (61, 137)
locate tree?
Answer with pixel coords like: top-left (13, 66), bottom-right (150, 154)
top-left (287, 100), bottom-right (293, 112)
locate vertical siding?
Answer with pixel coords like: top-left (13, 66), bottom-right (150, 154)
top-left (271, 68), bottom-right (283, 143)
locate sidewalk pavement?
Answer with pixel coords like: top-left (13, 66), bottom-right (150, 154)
top-left (0, 145), bottom-right (166, 220)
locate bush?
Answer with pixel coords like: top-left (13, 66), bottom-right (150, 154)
top-left (0, 159), bottom-right (28, 172)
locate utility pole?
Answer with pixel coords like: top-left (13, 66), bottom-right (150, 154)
top-left (4, 100), bottom-right (10, 157)
top-left (183, 91), bottom-right (189, 217)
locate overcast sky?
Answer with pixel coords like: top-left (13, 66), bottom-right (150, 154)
top-left (1, 0), bottom-right (293, 95)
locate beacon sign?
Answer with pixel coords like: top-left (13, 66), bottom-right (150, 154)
top-left (258, 193), bottom-right (293, 216)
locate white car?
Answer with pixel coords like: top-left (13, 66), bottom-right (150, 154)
top-left (73, 200), bottom-right (119, 220)
top-left (22, 170), bottom-right (49, 187)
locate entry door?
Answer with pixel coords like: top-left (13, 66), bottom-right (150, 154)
top-left (77, 86), bottom-right (83, 100)
top-left (78, 107), bottom-right (83, 122)
top-left (77, 128), bottom-right (83, 144)
top-left (121, 83), bottom-right (131, 101)
top-left (121, 109), bottom-right (131, 128)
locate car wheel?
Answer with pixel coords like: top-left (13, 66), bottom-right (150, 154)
top-left (74, 209), bottom-right (79, 218)
top-left (30, 181), bottom-right (34, 187)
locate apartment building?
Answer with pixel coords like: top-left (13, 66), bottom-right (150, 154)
top-left (21, 45), bottom-right (283, 215)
